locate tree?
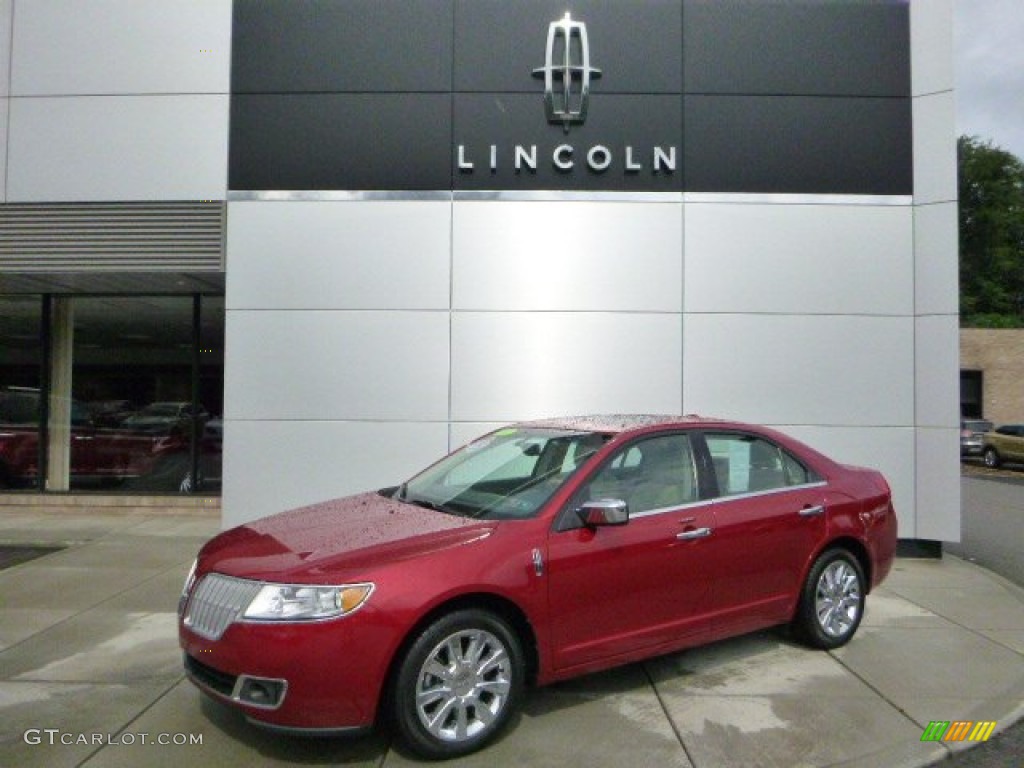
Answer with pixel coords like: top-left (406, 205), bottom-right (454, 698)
top-left (958, 136), bottom-right (1024, 327)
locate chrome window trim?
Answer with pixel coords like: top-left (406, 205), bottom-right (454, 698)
top-left (227, 190), bottom-right (912, 205)
top-left (624, 479), bottom-right (829, 520)
top-left (629, 497), bottom-right (715, 520)
top-left (711, 480), bottom-right (829, 505)
top-left (683, 192), bottom-right (912, 206)
top-left (228, 190), bottom-right (453, 202)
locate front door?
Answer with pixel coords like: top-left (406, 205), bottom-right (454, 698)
top-left (547, 432), bottom-right (716, 670)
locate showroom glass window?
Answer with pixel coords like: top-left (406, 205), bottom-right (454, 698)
top-left (0, 298), bottom-right (44, 490)
top-left (66, 297), bottom-right (224, 493)
top-left (0, 294), bottom-right (223, 495)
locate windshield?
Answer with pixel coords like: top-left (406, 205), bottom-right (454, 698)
top-left (397, 428), bottom-right (609, 520)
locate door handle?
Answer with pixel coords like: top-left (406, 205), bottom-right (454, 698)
top-left (799, 504), bottom-right (825, 517)
top-left (676, 527), bottom-right (712, 540)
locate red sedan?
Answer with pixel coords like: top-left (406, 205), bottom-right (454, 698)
top-left (179, 415), bottom-right (897, 758)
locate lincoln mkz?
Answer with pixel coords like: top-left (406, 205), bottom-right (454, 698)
top-left (179, 415), bottom-right (897, 758)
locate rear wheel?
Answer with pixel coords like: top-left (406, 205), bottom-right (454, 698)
top-left (794, 548), bottom-right (865, 649)
top-left (391, 609), bottom-right (524, 759)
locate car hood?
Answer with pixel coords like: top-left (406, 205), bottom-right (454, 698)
top-left (198, 492), bottom-right (495, 582)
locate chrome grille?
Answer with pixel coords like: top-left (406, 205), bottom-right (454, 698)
top-left (184, 574), bottom-right (263, 641)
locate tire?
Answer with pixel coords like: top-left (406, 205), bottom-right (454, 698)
top-left (794, 548), bottom-right (866, 650)
top-left (391, 609), bottom-right (525, 759)
top-left (983, 448), bottom-right (1001, 468)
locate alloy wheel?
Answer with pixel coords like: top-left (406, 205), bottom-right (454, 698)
top-left (413, 628), bottom-right (513, 743)
top-left (814, 559), bottom-right (862, 638)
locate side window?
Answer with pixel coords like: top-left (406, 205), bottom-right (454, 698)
top-left (781, 450), bottom-right (813, 486)
top-left (706, 433), bottom-right (816, 495)
top-left (578, 434), bottom-right (699, 515)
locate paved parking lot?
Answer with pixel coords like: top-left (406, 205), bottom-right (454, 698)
top-left (0, 505), bottom-right (1022, 767)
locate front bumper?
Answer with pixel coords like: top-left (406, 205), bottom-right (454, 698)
top-left (179, 607), bottom-right (397, 730)
top-left (184, 653), bottom-right (288, 710)
top-left (961, 442), bottom-right (984, 456)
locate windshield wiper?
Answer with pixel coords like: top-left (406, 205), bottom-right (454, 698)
top-left (400, 495), bottom-right (464, 517)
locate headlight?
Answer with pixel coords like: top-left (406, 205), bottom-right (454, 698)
top-left (243, 582), bottom-right (373, 621)
top-left (178, 559), bottom-right (198, 615)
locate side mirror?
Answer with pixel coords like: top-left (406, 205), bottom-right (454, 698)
top-left (577, 499), bottom-right (629, 527)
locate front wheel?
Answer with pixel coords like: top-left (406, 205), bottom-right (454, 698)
top-left (983, 448), bottom-right (1001, 468)
top-left (794, 549), bottom-right (866, 650)
top-left (391, 609), bottom-right (524, 759)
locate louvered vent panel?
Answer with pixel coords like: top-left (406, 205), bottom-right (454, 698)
top-left (0, 202), bottom-right (225, 271)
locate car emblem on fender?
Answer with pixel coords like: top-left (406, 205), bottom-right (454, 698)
top-left (533, 12), bottom-right (602, 132)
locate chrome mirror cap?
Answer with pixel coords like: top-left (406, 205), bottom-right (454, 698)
top-left (578, 499), bottom-right (629, 527)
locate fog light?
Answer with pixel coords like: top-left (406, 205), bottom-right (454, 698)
top-left (235, 676), bottom-right (287, 709)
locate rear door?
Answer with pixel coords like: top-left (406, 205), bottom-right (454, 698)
top-left (547, 432), bottom-right (717, 670)
top-left (700, 432), bottom-right (829, 635)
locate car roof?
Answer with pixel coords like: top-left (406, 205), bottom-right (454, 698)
top-left (514, 414), bottom-right (738, 435)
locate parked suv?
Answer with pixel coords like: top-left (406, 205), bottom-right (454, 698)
top-left (960, 418), bottom-right (993, 457)
top-left (982, 424), bottom-right (1024, 468)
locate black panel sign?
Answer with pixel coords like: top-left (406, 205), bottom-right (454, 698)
top-left (684, 0), bottom-right (910, 97)
top-left (454, 94), bottom-right (682, 192)
top-left (232, 0), bottom-right (455, 93)
top-left (229, 0), bottom-right (912, 194)
top-left (454, 0), bottom-right (683, 93)
top-left (684, 96), bottom-right (912, 195)
top-left (230, 95), bottom-right (453, 192)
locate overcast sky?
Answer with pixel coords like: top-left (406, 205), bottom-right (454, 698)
top-left (955, 0), bottom-right (1024, 159)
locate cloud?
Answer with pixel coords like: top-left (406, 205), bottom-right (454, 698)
top-left (955, 0), bottom-right (1024, 159)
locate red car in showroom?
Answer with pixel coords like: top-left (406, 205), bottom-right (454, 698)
top-left (179, 415), bottom-right (897, 758)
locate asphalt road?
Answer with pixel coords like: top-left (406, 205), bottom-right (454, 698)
top-left (941, 471), bottom-right (1024, 766)
top-left (948, 469), bottom-right (1024, 586)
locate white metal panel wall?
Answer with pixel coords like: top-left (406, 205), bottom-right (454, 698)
top-left (5, 0), bottom-right (231, 203)
top-left (224, 421), bottom-right (450, 521)
top-left (226, 311), bottom-right (450, 422)
top-left (218, 1), bottom-right (958, 540)
top-left (10, 0), bottom-right (231, 95)
top-left (223, 201), bottom-right (455, 526)
top-left (0, 0), bottom-right (9, 98)
top-left (914, 202), bottom-right (959, 316)
top-left (226, 201), bottom-right (451, 311)
top-left (684, 203), bottom-right (913, 315)
top-left (7, 95), bottom-right (228, 202)
top-left (911, 0), bottom-right (959, 540)
top-left (0, 0), bottom-right (10, 202)
top-left (0, 98), bottom-right (7, 202)
top-left (682, 313), bottom-right (914, 427)
top-left (910, 0), bottom-right (954, 99)
top-left (225, 196), bottom-right (929, 535)
top-left (452, 202), bottom-right (683, 312)
top-left (450, 311), bottom-right (683, 422)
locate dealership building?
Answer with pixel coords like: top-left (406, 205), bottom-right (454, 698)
top-left (0, 0), bottom-right (958, 542)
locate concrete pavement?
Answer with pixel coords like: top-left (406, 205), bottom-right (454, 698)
top-left (1, 507), bottom-right (1022, 768)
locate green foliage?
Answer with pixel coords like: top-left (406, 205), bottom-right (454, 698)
top-left (959, 136), bottom-right (1024, 328)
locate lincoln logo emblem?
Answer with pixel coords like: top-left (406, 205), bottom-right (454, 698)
top-left (533, 12), bottom-right (602, 132)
